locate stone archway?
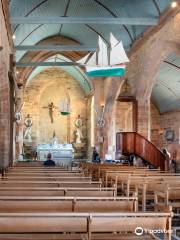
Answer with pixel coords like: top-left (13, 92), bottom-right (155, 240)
top-left (17, 35), bottom-right (90, 86)
top-left (126, 11), bottom-right (180, 139)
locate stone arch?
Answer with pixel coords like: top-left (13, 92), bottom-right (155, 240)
top-left (17, 35), bottom-right (92, 88)
top-left (126, 12), bottom-right (180, 138)
top-left (127, 12), bottom-right (180, 102)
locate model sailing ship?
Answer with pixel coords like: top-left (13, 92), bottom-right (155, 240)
top-left (78, 33), bottom-right (129, 77)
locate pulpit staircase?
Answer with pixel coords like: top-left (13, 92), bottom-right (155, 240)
top-left (116, 132), bottom-right (165, 170)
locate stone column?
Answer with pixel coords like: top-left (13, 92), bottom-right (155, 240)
top-left (92, 76), bottom-right (123, 159)
top-left (0, 1), bottom-right (11, 169)
top-left (14, 86), bottom-right (24, 161)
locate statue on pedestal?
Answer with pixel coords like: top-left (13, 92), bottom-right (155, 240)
top-left (24, 114), bottom-right (33, 142)
top-left (75, 115), bottom-right (83, 144)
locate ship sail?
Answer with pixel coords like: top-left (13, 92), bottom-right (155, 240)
top-left (110, 33), bottom-right (130, 66)
top-left (77, 33), bottom-right (129, 77)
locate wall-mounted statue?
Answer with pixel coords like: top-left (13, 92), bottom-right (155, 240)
top-left (75, 115), bottom-right (83, 144)
top-left (24, 114), bottom-right (33, 142)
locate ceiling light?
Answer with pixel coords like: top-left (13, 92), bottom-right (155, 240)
top-left (16, 71), bottom-right (19, 74)
top-left (171, 1), bottom-right (177, 8)
top-left (12, 35), bottom-right (16, 39)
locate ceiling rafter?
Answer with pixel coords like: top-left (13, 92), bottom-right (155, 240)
top-left (13, 0), bottom-right (48, 34)
top-left (152, 0), bottom-right (161, 16)
top-left (85, 24), bottom-right (109, 46)
top-left (164, 60), bottom-right (180, 71)
top-left (93, 0), bottom-right (134, 43)
top-left (17, 24), bottom-right (44, 46)
top-left (158, 80), bottom-right (180, 100)
top-left (58, 0), bottom-right (71, 35)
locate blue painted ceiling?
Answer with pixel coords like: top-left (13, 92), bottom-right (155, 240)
top-left (152, 53), bottom-right (180, 113)
top-left (9, 0), bottom-right (179, 112)
top-left (27, 54), bottom-right (93, 94)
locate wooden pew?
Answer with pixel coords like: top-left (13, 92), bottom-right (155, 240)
top-left (3, 169), bottom-right (83, 178)
top-left (0, 212), bottom-right (172, 240)
top-left (120, 175), bottom-right (180, 211)
top-left (2, 176), bottom-right (91, 181)
top-left (0, 187), bottom-right (116, 197)
top-left (6, 172), bottom-right (84, 177)
top-left (155, 186), bottom-right (180, 208)
top-left (0, 196), bottom-right (137, 212)
top-left (81, 162), bottom-right (148, 180)
top-left (0, 180), bottom-right (102, 188)
top-left (8, 167), bottom-right (69, 171)
top-left (104, 171), bottom-right (180, 211)
top-left (104, 170), bottom-right (164, 187)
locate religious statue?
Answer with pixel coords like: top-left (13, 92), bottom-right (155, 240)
top-left (51, 131), bottom-right (59, 147)
top-left (43, 102), bottom-right (57, 124)
top-left (24, 114), bottom-right (33, 142)
top-left (75, 115), bottom-right (83, 144)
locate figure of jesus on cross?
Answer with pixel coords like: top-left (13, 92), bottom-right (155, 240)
top-left (43, 102), bottom-right (57, 124)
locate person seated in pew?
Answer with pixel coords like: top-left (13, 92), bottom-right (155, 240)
top-left (44, 152), bottom-right (56, 167)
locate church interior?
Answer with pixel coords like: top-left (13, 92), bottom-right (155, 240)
top-left (0, 0), bottom-right (180, 239)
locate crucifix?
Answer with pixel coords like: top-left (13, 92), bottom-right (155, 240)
top-left (42, 102), bottom-right (57, 123)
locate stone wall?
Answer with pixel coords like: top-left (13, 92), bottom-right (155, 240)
top-left (23, 68), bottom-right (88, 151)
top-left (0, 1), bottom-right (11, 168)
top-left (115, 102), bottom-right (133, 133)
top-left (151, 104), bottom-right (180, 163)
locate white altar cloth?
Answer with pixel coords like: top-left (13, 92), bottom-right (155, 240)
top-left (37, 143), bottom-right (74, 168)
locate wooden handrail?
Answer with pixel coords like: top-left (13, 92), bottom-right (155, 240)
top-left (116, 132), bottom-right (165, 170)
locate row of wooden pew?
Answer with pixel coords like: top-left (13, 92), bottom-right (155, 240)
top-left (0, 164), bottom-right (176, 239)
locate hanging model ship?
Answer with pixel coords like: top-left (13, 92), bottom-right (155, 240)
top-left (77, 33), bottom-right (129, 78)
top-left (59, 100), bottom-right (71, 115)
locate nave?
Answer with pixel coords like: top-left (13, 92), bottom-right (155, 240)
top-left (0, 162), bottom-right (179, 240)
top-left (0, 1), bottom-right (180, 239)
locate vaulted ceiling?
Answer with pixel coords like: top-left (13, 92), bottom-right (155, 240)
top-left (10, 0), bottom-right (171, 62)
top-left (9, 0), bottom-right (180, 113)
top-left (152, 53), bottom-right (180, 113)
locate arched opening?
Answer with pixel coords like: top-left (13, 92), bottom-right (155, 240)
top-left (20, 65), bottom-right (93, 162)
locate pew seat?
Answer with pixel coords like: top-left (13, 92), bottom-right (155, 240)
top-left (0, 196), bottom-right (137, 212)
top-left (0, 212), bottom-right (172, 240)
top-left (0, 181), bottom-right (102, 188)
top-left (0, 233), bottom-right (156, 240)
top-left (0, 187), bottom-right (116, 197)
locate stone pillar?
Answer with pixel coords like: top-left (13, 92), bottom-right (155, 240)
top-left (92, 76), bottom-right (123, 159)
top-left (14, 86), bottom-right (24, 161)
top-left (137, 98), bottom-right (151, 140)
top-left (0, 1), bottom-right (11, 169)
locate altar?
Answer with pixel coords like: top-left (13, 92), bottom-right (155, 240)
top-left (37, 143), bottom-right (74, 168)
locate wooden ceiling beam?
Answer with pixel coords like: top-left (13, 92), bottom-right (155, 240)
top-left (15, 61), bottom-right (81, 67)
top-left (11, 17), bottom-right (158, 26)
top-left (15, 45), bottom-right (97, 52)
